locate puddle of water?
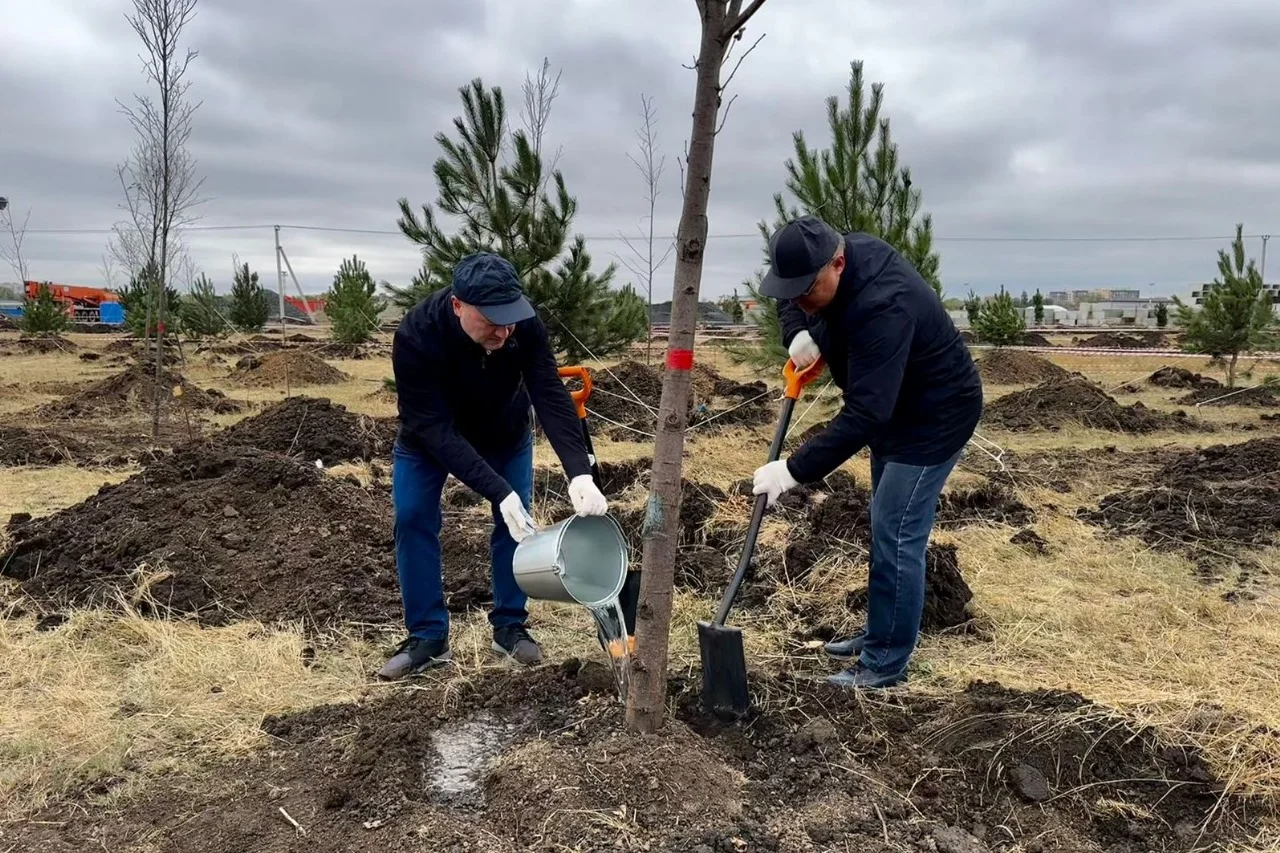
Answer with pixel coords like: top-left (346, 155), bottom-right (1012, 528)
top-left (588, 596), bottom-right (632, 702)
top-left (427, 712), bottom-right (518, 804)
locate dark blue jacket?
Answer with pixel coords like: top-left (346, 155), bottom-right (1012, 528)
top-left (392, 288), bottom-right (592, 504)
top-left (780, 233), bottom-right (982, 482)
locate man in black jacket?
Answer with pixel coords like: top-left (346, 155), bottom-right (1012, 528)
top-left (752, 216), bottom-right (982, 689)
top-left (377, 252), bottom-right (608, 679)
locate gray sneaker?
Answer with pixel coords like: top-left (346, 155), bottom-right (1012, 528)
top-left (492, 625), bottom-right (542, 665)
top-left (823, 628), bottom-right (866, 660)
top-left (376, 636), bottom-right (451, 680)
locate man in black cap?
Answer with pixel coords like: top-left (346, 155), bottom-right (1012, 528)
top-left (378, 251), bottom-right (608, 679)
top-left (751, 215), bottom-right (982, 689)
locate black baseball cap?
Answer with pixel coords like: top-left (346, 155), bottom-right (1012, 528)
top-left (451, 252), bottom-right (535, 325)
top-left (759, 215), bottom-right (843, 299)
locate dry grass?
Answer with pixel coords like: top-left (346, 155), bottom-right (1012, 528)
top-left (0, 465), bottom-right (138, 522)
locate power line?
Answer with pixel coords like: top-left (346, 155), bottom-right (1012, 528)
top-left (18, 222), bottom-right (1272, 243)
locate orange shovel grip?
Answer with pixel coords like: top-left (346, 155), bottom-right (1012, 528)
top-left (783, 357), bottom-right (825, 400)
top-left (557, 365), bottom-right (593, 418)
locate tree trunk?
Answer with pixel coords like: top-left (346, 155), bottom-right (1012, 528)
top-left (1227, 351), bottom-right (1238, 389)
top-left (625, 2), bottom-right (737, 734)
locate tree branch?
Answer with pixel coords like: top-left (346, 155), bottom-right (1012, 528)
top-left (725, 0), bottom-right (768, 38)
top-left (719, 32), bottom-right (765, 95)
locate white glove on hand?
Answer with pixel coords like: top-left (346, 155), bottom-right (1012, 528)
top-left (788, 329), bottom-right (820, 369)
top-left (499, 491), bottom-right (537, 543)
top-left (753, 459), bottom-right (799, 507)
top-left (568, 475), bottom-right (608, 516)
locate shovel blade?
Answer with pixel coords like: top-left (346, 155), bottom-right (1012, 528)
top-left (697, 620), bottom-right (750, 720)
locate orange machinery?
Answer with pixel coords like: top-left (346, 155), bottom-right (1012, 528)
top-left (23, 281), bottom-right (120, 323)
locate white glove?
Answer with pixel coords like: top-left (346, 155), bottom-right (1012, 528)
top-left (499, 492), bottom-right (537, 543)
top-left (753, 459), bottom-right (799, 507)
top-left (788, 330), bottom-right (820, 369)
top-left (568, 475), bottom-right (608, 516)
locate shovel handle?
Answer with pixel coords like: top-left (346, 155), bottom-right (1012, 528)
top-left (712, 356), bottom-right (820, 626)
top-left (558, 365), bottom-right (593, 419)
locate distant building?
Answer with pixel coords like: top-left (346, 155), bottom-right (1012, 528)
top-left (1190, 281), bottom-right (1280, 312)
top-left (1048, 291), bottom-right (1070, 305)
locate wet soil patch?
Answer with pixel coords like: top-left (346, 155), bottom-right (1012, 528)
top-left (214, 396), bottom-right (398, 464)
top-left (977, 349), bottom-right (1068, 385)
top-left (983, 375), bottom-right (1208, 433)
top-left (1, 445), bottom-right (402, 630)
top-left (1178, 384), bottom-right (1280, 408)
top-left (10, 667), bottom-right (1255, 853)
top-left (228, 350), bottom-right (350, 387)
top-left (1149, 366), bottom-right (1222, 390)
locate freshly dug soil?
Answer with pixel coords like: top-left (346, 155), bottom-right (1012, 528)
top-left (215, 396), bottom-right (398, 463)
top-left (1084, 437), bottom-right (1280, 551)
top-left (1177, 384), bottom-right (1280, 408)
top-left (1019, 331), bottom-right (1054, 347)
top-left (977, 349), bottom-right (1068, 384)
top-left (0, 426), bottom-right (85, 466)
top-left (228, 350), bottom-right (349, 387)
top-left (15, 334), bottom-right (77, 353)
top-left (1, 446), bottom-right (402, 629)
top-left (589, 360), bottom-right (774, 440)
top-left (935, 479), bottom-right (1035, 527)
top-left (1149, 366), bottom-right (1222, 390)
top-left (33, 361), bottom-right (240, 420)
top-left (11, 666), bottom-right (1252, 853)
top-left (983, 375), bottom-right (1206, 433)
top-left (1077, 330), bottom-right (1167, 349)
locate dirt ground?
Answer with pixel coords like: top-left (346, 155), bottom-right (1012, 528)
top-left (1, 329), bottom-right (1279, 852)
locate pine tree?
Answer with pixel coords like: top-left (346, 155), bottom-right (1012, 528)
top-left (180, 273), bottom-right (226, 339)
top-left (19, 282), bottom-right (70, 336)
top-left (1032, 289), bottom-right (1045, 325)
top-left (228, 261), bottom-right (270, 332)
top-left (717, 289), bottom-right (744, 323)
top-left (394, 71), bottom-right (644, 357)
top-left (964, 288), bottom-right (982, 328)
top-left (973, 288), bottom-right (1026, 346)
top-left (119, 263), bottom-right (182, 338)
top-left (1019, 290), bottom-right (1030, 309)
top-left (326, 254), bottom-right (386, 345)
top-left (1174, 224), bottom-right (1277, 387)
top-left (1155, 302), bottom-right (1168, 328)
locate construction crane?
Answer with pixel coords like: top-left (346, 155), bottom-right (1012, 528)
top-left (23, 281), bottom-right (123, 324)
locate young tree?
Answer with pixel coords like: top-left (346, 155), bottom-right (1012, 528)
top-left (395, 63), bottom-right (644, 358)
top-left (964, 288), bottom-right (982, 328)
top-left (228, 260), bottom-right (270, 332)
top-left (326, 254), bottom-right (386, 345)
top-left (119, 263), bottom-right (183, 339)
top-left (1174, 224), bottom-right (1278, 387)
top-left (111, 0), bottom-right (206, 440)
top-left (627, 0), bottom-right (771, 736)
top-left (180, 272), bottom-right (225, 339)
top-left (1019, 290), bottom-right (1030, 309)
top-left (972, 288), bottom-right (1026, 346)
top-left (1033, 289), bottom-right (1045, 325)
top-left (616, 94), bottom-right (676, 364)
top-left (0, 199), bottom-right (31, 283)
top-left (1154, 301), bottom-right (1169, 328)
top-left (19, 282), bottom-right (70, 336)
top-left (719, 289), bottom-right (744, 323)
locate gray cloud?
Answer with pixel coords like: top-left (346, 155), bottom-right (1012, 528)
top-left (3, 0), bottom-right (1279, 302)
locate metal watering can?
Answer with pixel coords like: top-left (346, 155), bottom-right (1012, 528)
top-left (512, 513), bottom-right (629, 608)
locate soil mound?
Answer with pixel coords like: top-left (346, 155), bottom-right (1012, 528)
top-left (978, 349), bottom-right (1068, 384)
top-left (983, 375), bottom-right (1205, 433)
top-left (1155, 436), bottom-right (1280, 489)
top-left (34, 361), bottom-right (239, 420)
top-left (935, 480), bottom-right (1035, 527)
top-left (228, 350), bottom-right (349, 387)
top-left (1149, 366), bottom-right (1221, 390)
top-left (0, 426), bottom-right (85, 466)
top-left (15, 334), bottom-right (77, 353)
top-left (13, 666), bottom-right (1250, 853)
top-left (589, 360), bottom-right (774, 439)
top-left (215, 396), bottom-right (397, 463)
top-left (1178, 383), bottom-right (1280, 408)
top-left (1019, 331), bottom-right (1054, 347)
top-left (1, 446), bottom-right (402, 629)
top-left (1077, 330), bottom-right (1167, 349)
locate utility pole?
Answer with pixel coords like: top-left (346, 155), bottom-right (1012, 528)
top-left (1260, 234), bottom-right (1270, 284)
top-left (274, 224), bottom-right (286, 336)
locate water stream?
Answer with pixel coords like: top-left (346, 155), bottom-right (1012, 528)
top-left (588, 596), bottom-right (632, 702)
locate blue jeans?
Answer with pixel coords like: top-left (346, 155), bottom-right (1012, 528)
top-left (392, 434), bottom-right (534, 641)
top-left (860, 449), bottom-right (963, 677)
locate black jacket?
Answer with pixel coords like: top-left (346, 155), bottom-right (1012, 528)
top-left (392, 288), bottom-right (592, 504)
top-left (780, 233), bottom-right (983, 482)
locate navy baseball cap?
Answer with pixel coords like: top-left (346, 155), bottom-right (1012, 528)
top-left (451, 252), bottom-right (535, 325)
top-left (759, 216), bottom-right (843, 299)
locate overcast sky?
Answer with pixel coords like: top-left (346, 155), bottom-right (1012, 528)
top-left (3, 0), bottom-right (1278, 300)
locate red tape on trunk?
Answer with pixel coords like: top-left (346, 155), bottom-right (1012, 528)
top-left (666, 348), bottom-right (694, 371)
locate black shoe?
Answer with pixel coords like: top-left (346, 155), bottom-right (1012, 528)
top-left (376, 636), bottom-right (451, 680)
top-left (492, 624), bottom-right (542, 666)
top-left (823, 628), bottom-right (866, 660)
top-left (827, 662), bottom-right (906, 690)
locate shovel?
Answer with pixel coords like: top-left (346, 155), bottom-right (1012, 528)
top-left (558, 366), bottom-right (642, 660)
top-left (697, 355), bottom-right (825, 719)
